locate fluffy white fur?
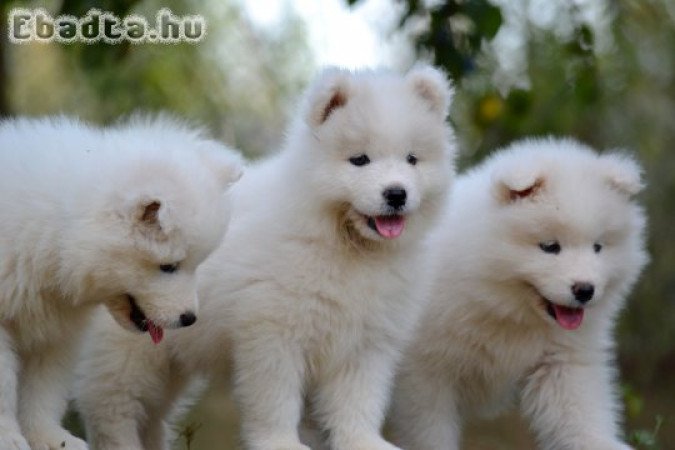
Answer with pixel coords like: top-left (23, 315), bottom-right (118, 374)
top-left (0, 116), bottom-right (242, 450)
top-left (389, 138), bottom-right (648, 450)
top-left (74, 65), bottom-right (456, 450)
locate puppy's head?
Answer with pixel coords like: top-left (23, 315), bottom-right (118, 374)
top-left (295, 65), bottom-right (456, 249)
top-left (488, 138), bottom-right (648, 330)
top-left (66, 122), bottom-right (243, 343)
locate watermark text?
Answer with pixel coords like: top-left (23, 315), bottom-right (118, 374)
top-left (8, 8), bottom-right (206, 44)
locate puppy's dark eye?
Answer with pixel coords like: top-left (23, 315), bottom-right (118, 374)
top-left (349, 154), bottom-right (370, 167)
top-left (539, 241), bottom-right (561, 254)
top-left (594, 243), bottom-right (602, 253)
top-left (407, 154), bottom-right (418, 165)
top-left (159, 263), bottom-right (179, 273)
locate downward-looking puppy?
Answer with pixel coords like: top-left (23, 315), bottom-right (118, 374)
top-left (390, 138), bottom-right (648, 450)
top-left (0, 116), bottom-right (242, 450)
top-left (75, 65), bottom-right (456, 450)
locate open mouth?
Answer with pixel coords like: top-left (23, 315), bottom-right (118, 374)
top-left (126, 294), bottom-right (164, 344)
top-left (542, 297), bottom-right (584, 331)
top-left (365, 214), bottom-right (406, 239)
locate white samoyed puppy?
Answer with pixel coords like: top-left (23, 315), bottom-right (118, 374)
top-left (0, 116), bottom-right (243, 450)
top-left (74, 65), bottom-right (456, 450)
top-left (389, 138), bottom-right (648, 450)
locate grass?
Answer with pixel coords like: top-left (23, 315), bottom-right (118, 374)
top-left (64, 382), bottom-right (670, 450)
top-left (629, 415), bottom-right (663, 450)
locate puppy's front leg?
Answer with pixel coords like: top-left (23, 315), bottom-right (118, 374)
top-left (521, 356), bottom-right (632, 450)
top-left (18, 335), bottom-right (88, 450)
top-left (235, 335), bottom-right (309, 450)
top-left (0, 326), bottom-right (30, 450)
top-left (315, 347), bottom-right (402, 450)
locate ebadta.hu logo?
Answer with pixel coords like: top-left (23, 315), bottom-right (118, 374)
top-left (8, 8), bottom-right (206, 44)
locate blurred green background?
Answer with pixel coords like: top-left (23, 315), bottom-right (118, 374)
top-left (1, 0), bottom-right (673, 448)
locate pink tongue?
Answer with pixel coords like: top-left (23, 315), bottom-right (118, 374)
top-left (374, 216), bottom-right (406, 239)
top-left (147, 320), bottom-right (164, 344)
top-left (552, 304), bottom-right (584, 330)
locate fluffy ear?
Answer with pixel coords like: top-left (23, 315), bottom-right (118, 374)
top-left (198, 142), bottom-right (245, 190)
top-left (126, 197), bottom-right (170, 236)
top-left (139, 200), bottom-right (161, 224)
top-left (406, 65), bottom-right (454, 118)
top-left (601, 152), bottom-right (644, 196)
top-left (492, 167), bottom-right (545, 204)
top-left (304, 67), bottom-right (351, 127)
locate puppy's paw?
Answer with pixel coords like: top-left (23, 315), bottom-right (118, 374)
top-left (582, 438), bottom-right (634, 450)
top-left (25, 427), bottom-right (88, 450)
top-left (336, 435), bottom-right (402, 450)
top-left (248, 435), bottom-right (311, 450)
top-left (356, 442), bottom-right (402, 450)
top-left (266, 445), bottom-right (310, 450)
top-left (601, 443), bottom-right (634, 450)
top-left (0, 429), bottom-right (31, 450)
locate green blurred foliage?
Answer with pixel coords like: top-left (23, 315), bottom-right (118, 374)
top-left (347, 0), bottom-right (502, 80)
top-left (2, 0), bottom-right (313, 156)
top-left (628, 415), bottom-right (663, 450)
top-left (399, 0), bottom-right (502, 80)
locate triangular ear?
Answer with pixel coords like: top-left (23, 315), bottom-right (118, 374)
top-left (492, 167), bottom-right (545, 204)
top-left (304, 67), bottom-right (351, 127)
top-left (198, 142), bottom-right (245, 190)
top-left (601, 152), bottom-right (644, 197)
top-left (140, 200), bottom-right (161, 224)
top-left (129, 197), bottom-right (168, 235)
top-left (406, 65), bottom-right (454, 118)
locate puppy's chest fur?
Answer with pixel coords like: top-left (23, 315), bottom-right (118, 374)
top-left (274, 244), bottom-right (421, 369)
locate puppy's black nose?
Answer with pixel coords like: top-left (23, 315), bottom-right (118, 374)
top-left (572, 282), bottom-right (594, 303)
top-left (383, 187), bottom-right (407, 209)
top-left (179, 312), bottom-right (197, 327)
